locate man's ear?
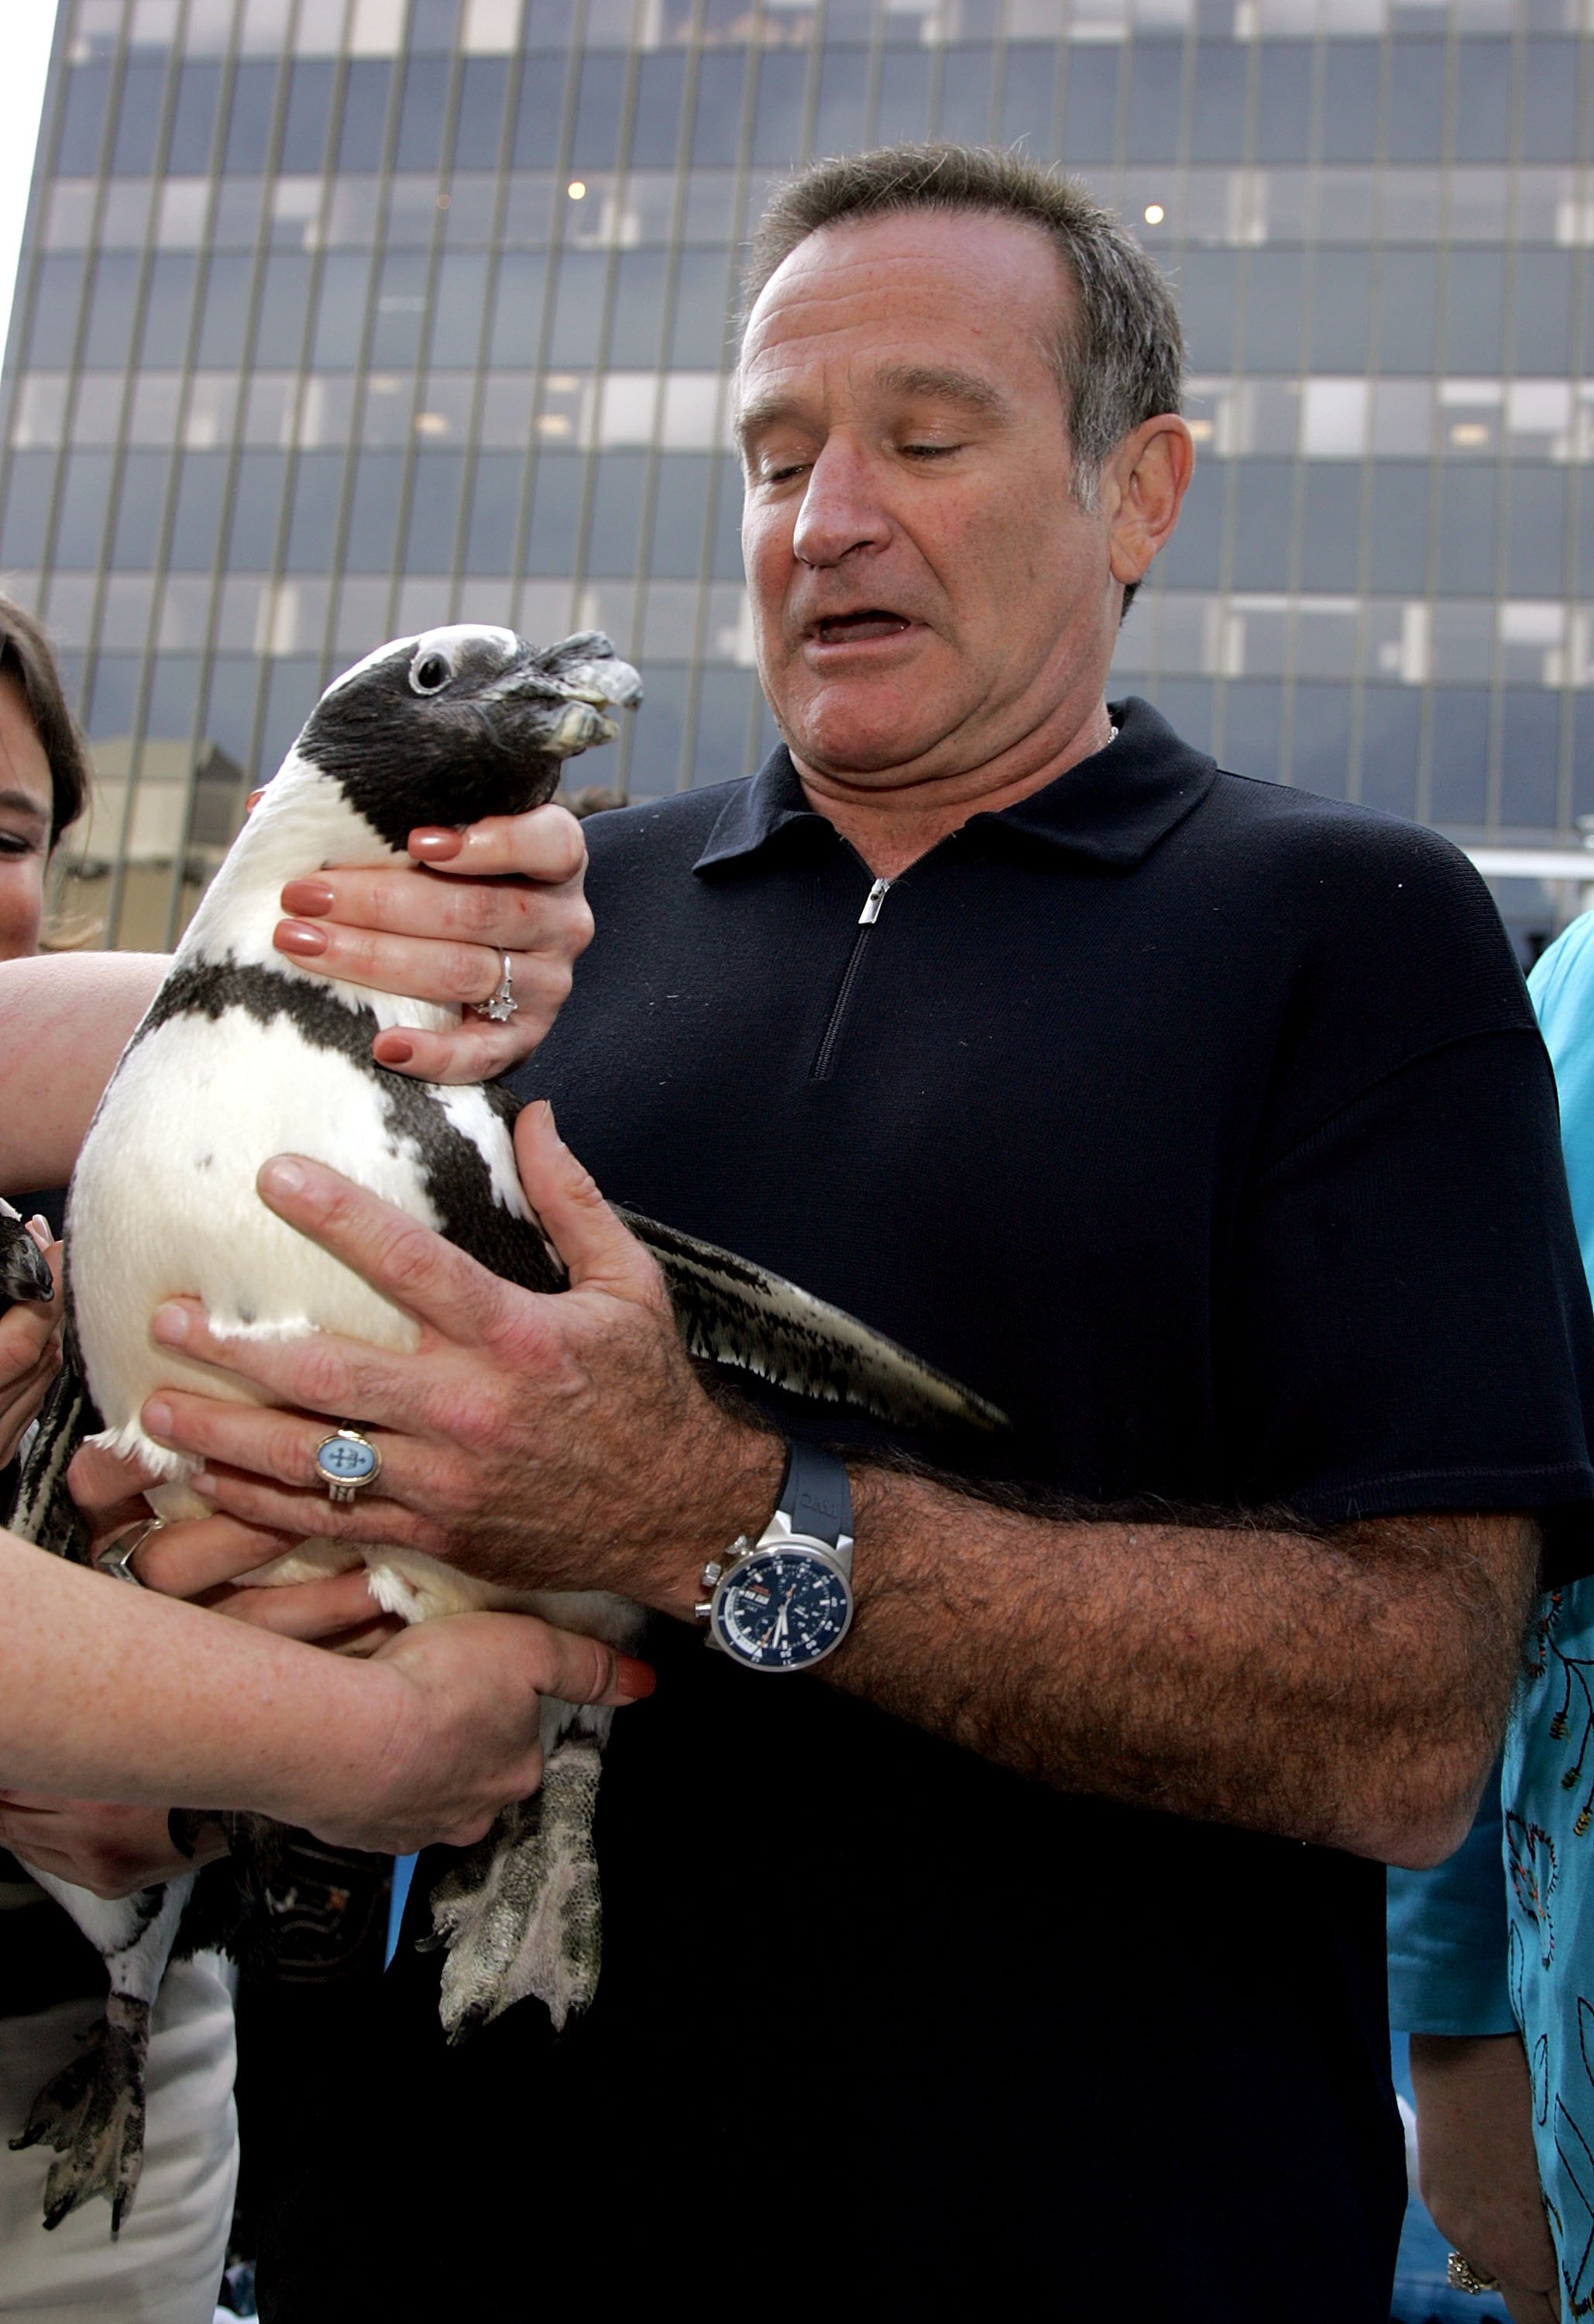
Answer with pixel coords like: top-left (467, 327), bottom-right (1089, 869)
top-left (1105, 415), bottom-right (1195, 590)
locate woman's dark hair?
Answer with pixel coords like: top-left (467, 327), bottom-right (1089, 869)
top-left (0, 594), bottom-right (91, 847)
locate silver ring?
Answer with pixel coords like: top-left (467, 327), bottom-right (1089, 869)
top-left (1446, 2252), bottom-right (1503, 2295)
top-left (313, 1425), bottom-right (382, 1504)
top-left (94, 1518), bottom-right (163, 1586)
top-left (471, 951), bottom-right (518, 1024)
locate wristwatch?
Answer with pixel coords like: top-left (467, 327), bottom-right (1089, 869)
top-left (697, 1440), bottom-right (854, 1673)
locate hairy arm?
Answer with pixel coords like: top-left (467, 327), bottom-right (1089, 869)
top-left (831, 1473), bottom-right (1535, 1867)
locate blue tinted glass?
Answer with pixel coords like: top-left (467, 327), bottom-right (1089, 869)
top-left (139, 253), bottom-right (198, 366)
top-left (1229, 460), bottom-right (1293, 590)
top-left (524, 0), bottom-right (575, 44)
top-left (1242, 251), bottom-right (1303, 373)
top-left (751, 51), bottom-right (807, 168)
top-left (255, 251), bottom-right (313, 363)
top-left (465, 451), bottom-right (524, 570)
top-left (83, 255), bottom-right (141, 371)
top-left (281, 60), bottom-right (335, 173)
top-left (1376, 252), bottom-right (1437, 373)
top-left (709, 453), bottom-right (741, 581)
top-left (1190, 43), bottom-right (1245, 163)
top-left (630, 51), bottom-right (684, 169)
top-left (1575, 696), bottom-right (1594, 823)
top-left (627, 660), bottom-right (685, 793)
top-left (1366, 463), bottom-right (1431, 592)
top-left (586, 449), bottom-right (646, 576)
top-left (1386, 43), bottom-right (1443, 163)
top-left (693, 52), bottom-right (747, 167)
top-left (1361, 686), bottom-right (1421, 819)
top-left (1430, 688), bottom-right (1489, 824)
top-left (1522, 41), bottom-right (1579, 162)
top-left (512, 60), bottom-right (565, 165)
top-left (112, 449), bottom-right (170, 566)
top-left (1321, 44), bottom-right (1377, 164)
top-left (284, 449), bottom-right (345, 570)
top-left (0, 453), bottom-right (53, 567)
top-left (998, 46), bottom-right (1055, 156)
top-left (1158, 459), bottom-right (1223, 588)
top-left (168, 63), bottom-right (222, 174)
top-left (228, 449), bottom-right (288, 569)
top-left (1256, 45), bottom-right (1311, 164)
top-left (1151, 679), bottom-right (1214, 755)
top-left (345, 450), bottom-right (403, 572)
top-left (1298, 466), bottom-right (1360, 592)
top-left (1060, 47), bottom-right (1117, 165)
top-left (397, 57), bottom-right (452, 173)
top-left (203, 657), bottom-right (261, 768)
top-left (197, 253), bottom-right (254, 368)
top-left (411, 0), bottom-right (461, 49)
top-left (55, 63), bottom-right (112, 175)
top-left (312, 253), bottom-right (373, 369)
top-left (1515, 251), bottom-right (1573, 376)
top-left (608, 249), bottom-right (668, 367)
top-left (571, 52), bottom-right (625, 167)
top-left (1454, 42), bottom-right (1510, 163)
top-left (1505, 466), bottom-right (1568, 597)
top-left (548, 249), bottom-right (606, 366)
top-left (1176, 249), bottom-right (1235, 372)
top-left (371, 251), bottom-right (429, 367)
top-left (339, 60), bottom-right (393, 172)
top-left (937, 47), bottom-right (994, 143)
top-left (87, 653), bottom-right (139, 740)
top-left (455, 57), bottom-right (509, 170)
top-left (670, 249), bottom-right (733, 370)
top-left (878, 49), bottom-right (931, 143)
top-left (1126, 41), bottom-right (1181, 163)
top-left (1310, 249), bottom-right (1371, 372)
top-left (525, 455), bottom-right (582, 574)
top-left (1435, 466), bottom-right (1498, 594)
top-left (814, 46), bottom-right (867, 155)
top-left (56, 450), bottom-right (115, 567)
top-left (168, 452), bottom-right (226, 572)
top-left (1290, 683), bottom-right (1353, 798)
top-left (695, 665), bottom-right (754, 786)
top-left (146, 651), bottom-right (200, 738)
top-left (1500, 689), bottom-right (1561, 830)
top-left (225, 60), bottom-right (279, 173)
top-left (259, 657), bottom-right (321, 784)
top-left (1579, 487), bottom-right (1594, 595)
top-left (114, 57), bottom-right (170, 175)
top-left (1224, 680), bottom-right (1283, 781)
top-left (1444, 251), bottom-right (1504, 373)
top-left (406, 450), bottom-right (465, 569)
top-left (488, 253), bottom-right (548, 366)
top-left (27, 255), bottom-right (85, 367)
top-left (430, 252), bottom-right (489, 366)
top-left (648, 454), bottom-right (710, 577)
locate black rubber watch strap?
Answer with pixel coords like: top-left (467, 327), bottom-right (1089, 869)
top-left (775, 1439), bottom-right (854, 1551)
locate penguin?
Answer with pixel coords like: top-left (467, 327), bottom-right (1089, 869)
top-left (12, 623), bottom-right (1003, 2234)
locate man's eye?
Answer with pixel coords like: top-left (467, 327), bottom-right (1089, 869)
top-left (901, 442), bottom-right (961, 460)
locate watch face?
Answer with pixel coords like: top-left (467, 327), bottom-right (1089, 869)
top-left (712, 1545), bottom-right (852, 1670)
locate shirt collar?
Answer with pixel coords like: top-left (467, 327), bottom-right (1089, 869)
top-left (692, 697), bottom-right (1218, 877)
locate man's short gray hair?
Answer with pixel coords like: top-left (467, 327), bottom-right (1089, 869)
top-left (741, 143), bottom-right (1187, 511)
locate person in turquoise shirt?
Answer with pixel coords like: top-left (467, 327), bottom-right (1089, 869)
top-left (1392, 909), bottom-right (1594, 2324)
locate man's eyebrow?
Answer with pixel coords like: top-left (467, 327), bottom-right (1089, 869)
top-left (0, 789), bottom-right (47, 824)
top-left (872, 363), bottom-right (1012, 416)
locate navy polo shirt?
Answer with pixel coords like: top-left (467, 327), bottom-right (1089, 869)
top-left (270, 700), bottom-right (1594, 2320)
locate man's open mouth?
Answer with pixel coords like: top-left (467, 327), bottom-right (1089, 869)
top-left (812, 610), bottom-right (914, 645)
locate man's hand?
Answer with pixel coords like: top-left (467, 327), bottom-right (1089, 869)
top-left (136, 1103), bottom-right (782, 1614)
top-left (1409, 2032), bottom-right (1562, 2324)
top-left (0, 1796), bottom-right (222, 1899)
top-left (273, 804), bottom-right (593, 1084)
top-left (0, 1230), bottom-right (62, 1467)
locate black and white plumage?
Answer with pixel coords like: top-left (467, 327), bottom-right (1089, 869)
top-left (13, 623), bottom-right (1002, 2233)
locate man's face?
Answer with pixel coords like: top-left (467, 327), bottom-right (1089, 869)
top-left (737, 209), bottom-right (1118, 792)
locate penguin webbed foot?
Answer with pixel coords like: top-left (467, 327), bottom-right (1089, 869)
top-left (0, 1203), bottom-right (51, 1309)
top-left (12, 1992), bottom-right (150, 2235)
top-left (429, 1732), bottom-right (606, 2042)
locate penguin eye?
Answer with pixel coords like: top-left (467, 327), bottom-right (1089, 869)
top-left (411, 653), bottom-right (452, 694)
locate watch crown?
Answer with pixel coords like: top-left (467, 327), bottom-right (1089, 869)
top-left (693, 1599), bottom-right (714, 1623)
top-left (699, 1559), bottom-right (723, 1590)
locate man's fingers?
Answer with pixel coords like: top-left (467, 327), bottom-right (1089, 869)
top-left (514, 1102), bottom-right (660, 1299)
top-left (252, 1157), bottom-right (510, 1343)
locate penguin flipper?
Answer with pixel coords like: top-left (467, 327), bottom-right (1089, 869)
top-left (12, 1351), bottom-right (97, 1560)
top-left (617, 1208), bottom-right (1008, 1435)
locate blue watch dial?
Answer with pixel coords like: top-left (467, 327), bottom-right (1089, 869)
top-left (712, 1547), bottom-right (851, 1670)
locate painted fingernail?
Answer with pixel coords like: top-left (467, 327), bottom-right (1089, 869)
top-left (374, 1034), bottom-right (414, 1065)
top-left (144, 1397), bottom-right (173, 1439)
top-left (280, 879), bottom-right (334, 916)
top-left (273, 919), bottom-right (328, 957)
top-left (259, 1157), bottom-right (307, 1200)
top-left (151, 1304), bottom-right (189, 1346)
top-left (616, 1655), bottom-right (656, 1700)
top-left (409, 826), bottom-right (463, 861)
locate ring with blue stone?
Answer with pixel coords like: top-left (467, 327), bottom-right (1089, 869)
top-left (314, 1425), bottom-right (383, 1504)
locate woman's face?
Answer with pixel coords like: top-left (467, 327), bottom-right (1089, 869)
top-left (0, 672), bottom-right (53, 963)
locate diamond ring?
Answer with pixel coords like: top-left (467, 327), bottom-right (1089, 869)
top-left (472, 951), bottom-right (518, 1023)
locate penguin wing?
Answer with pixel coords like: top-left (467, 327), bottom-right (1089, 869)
top-left (12, 1344), bottom-right (96, 1560)
top-left (617, 1209), bottom-right (1008, 1436)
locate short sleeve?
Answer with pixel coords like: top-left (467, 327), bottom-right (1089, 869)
top-left (1387, 1770), bottom-right (1514, 2037)
top-left (1219, 1024), bottom-right (1594, 1580)
top-left (1531, 913), bottom-right (1594, 1296)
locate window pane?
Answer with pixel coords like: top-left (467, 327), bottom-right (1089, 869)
top-left (1430, 687), bottom-right (1489, 824)
top-left (751, 51), bottom-right (806, 170)
top-left (370, 249), bottom-right (429, 366)
top-left (139, 252), bottom-right (199, 365)
top-left (1229, 459), bottom-right (1293, 590)
top-left (1521, 41), bottom-right (1578, 163)
top-left (88, 653), bottom-right (140, 740)
top-left (1513, 252), bottom-right (1572, 377)
top-left (112, 449), bottom-right (170, 565)
top-left (1242, 252), bottom-right (1303, 373)
top-left (525, 453), bottom-right (582, 573)
top-left (1256, 45), bottom-right (1311, 166)
top-left (198, 251), bottom-right (255, 367)
top-left (1158, 460), bottom-right (1223, 588)
top-left (225, 60), bottom-right (280, 172)
top-left (1223, 679), bottom-right (1283, 781)
top-left (228, 448), bottom-right (288, 567)
top-left (115, 57), bottom-right (170, 174)
top-left (1321, 45), bottom-right (1377, 165)
top-left (396, 55), bottom-right (451, 171)
top-left (1445, 251), bottom-right (1504, 373)
top-left (57, 449), bottom-right (115, 566)
top-left (202, 656), bottom-right (262, 769)
top-left (1505, 466), bottom-right (1568, 596)
top-left (709, 453), bottom-right (741, 581)
top-left (571, 52), bottom-right (625, 168)
top-left (586, 449), bottom-right (645, 576)
top-left (405, 449), bottom-right (464, 569)
top-left (1435, 465), bottom-right (1497, 593)
top-left (344, 449), bottom-right (404, 572)
top-left (281, 59), bottom-right (335, 172)
top-left (692, 53), bottom-right (745, 168)
top-left (0, 453), bottom-right (55, 567)
top-left (936, 46), bottom-right (994, 144)
top-left (488, 253), bottom-right (548, 366)
top-left (998, 44), bottom-right (1055, 156)
top-left (1180, 249), bottom-right (1235, 372)
top-left (1060, 48), bottom-right (1118, 165)
top-left (511, 60), bottom-right (565, 167)
top-left (1298, 466), bottom-right (1360, 591)
top-left (1290, 682), bottom-right (1352, 798)
top-left (648, 453), bottom-right (709, 578)
top-left (1361, 685), bottom-right (1421, 820)
top-left (1386, 43), bottom-right (1443, 164)
top-left (83, 253), bottom-right (141, 370)
top-left (606, 249), bottom-right (667, 369)
top-left (1309, 249), bottom-right (1371, 372)
top-left (26, 254), bottom-right (86, 367)
top-left (630, 50), bottom-right (684, 169)
top-left (455, 56), bottom-right (509, 170)
top-left (1376, 251), bottom-right (1437, 373)
top-left (428, 252), bottom-right (486, 366)
top-left (284, 448), bottom-right (345, 569)
top-left (694, 665), bottom-right (754, 786)
top-left (338, 60), bottom-right (393, 171)
top-left (168, 450), bottom-right (227, 570)
top-left (548, 249), bottom-right (606, 367)
top-left (55, 63), bottom-right (113, 176)
top-left (1500, 688), bottom-right (1560, 830)
top-left (1454, 42), bottom-right (1510, 163)
top-left (627, 659), bottom-right (685, 794)
top-left (1126, 40), bottom-right (1181, 163)
top-left (311, 252), bottom-right (373, 367)
top-left (464, 449), bottom-right (524, 569)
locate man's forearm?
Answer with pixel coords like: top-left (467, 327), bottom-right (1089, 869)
top-left (829, 1467), bottom-right (1535, 1865)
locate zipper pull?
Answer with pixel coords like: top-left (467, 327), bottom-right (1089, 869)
top-left (857, 877), bottom-right (891, 927)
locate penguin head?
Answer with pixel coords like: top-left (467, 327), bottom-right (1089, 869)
top-left (290, 626), bottom-right (642, 853)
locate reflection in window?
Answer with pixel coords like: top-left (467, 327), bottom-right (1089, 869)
top-left (228, 449), bottom-right (289, 569)
top-left (406, 452), bottom-right (465, 570)
top-left (525, 455), bottom-right (582, 574)
top-left (465, 452), bottom-right (524, 569)
top-left (1430, 689), bottom-right (1490, 827)
top-left (111, 451), bottom-right (169, 568)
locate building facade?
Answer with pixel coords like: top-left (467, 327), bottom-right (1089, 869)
top-left (2, 0), bottom-right (1591, 948)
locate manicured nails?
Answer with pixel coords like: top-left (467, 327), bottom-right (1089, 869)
top-left (616, 1655), bottom-right (656, 1701)
top-left (373, 1033), bottom-right (415, 1066)
top-left (273, 919), bottom-right (328, 957)
top-left (280, 879), bottom-right (334, 916)
top-left (408, 826), bottom-right (463, 861)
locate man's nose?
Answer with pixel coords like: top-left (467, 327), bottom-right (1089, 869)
top-left (792, 442), bottom-right (891, 569)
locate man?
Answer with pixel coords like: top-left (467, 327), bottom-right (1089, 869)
top-left (52, 150), bottom-right (1594, 2313)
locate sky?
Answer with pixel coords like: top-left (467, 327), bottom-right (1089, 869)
top-left (0, 2), bottom-right (60, 363)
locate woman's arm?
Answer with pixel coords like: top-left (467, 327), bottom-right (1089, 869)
top-left (0, 953), bottom-right (163, 1191)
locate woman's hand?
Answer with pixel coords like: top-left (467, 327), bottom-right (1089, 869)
top-left (1409, 2031), bottom-right (1562, 2324)
top-left (0, 1227), bottom-right (61, 1466)
top-left (0, 1795), bottom-right (222, 1899)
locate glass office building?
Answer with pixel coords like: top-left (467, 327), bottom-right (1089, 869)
top-left (3, 0), bottom-right (1593, 951)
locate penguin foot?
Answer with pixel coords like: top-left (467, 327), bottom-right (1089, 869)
top-left (431, 1735), bottom-right (604, 2040)
top-left (11, 1994), bottom-right (150, 2235)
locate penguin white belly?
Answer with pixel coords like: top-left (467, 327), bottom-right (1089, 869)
top-left (70, 1006), bottom-right (435, 1492)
